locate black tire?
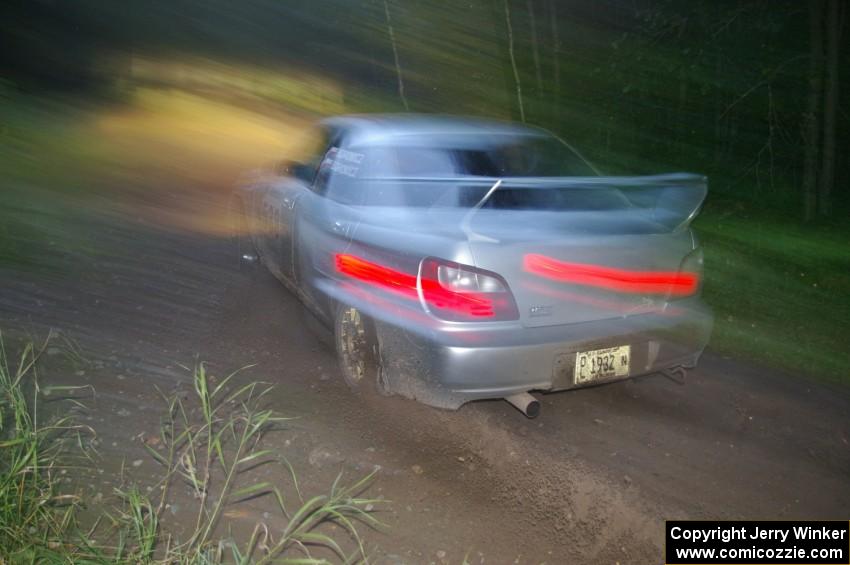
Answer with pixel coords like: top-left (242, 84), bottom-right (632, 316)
top-left (333, 303), bottom-right (390, 396)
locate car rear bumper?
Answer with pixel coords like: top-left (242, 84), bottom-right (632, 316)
top-left (375, 298), bottom-right (713, 409)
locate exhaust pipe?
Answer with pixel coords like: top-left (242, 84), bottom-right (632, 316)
top-left (505, 392), bottom-right (540, 418)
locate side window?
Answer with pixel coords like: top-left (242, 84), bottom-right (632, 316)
top-left (316, 146), bottom-right (370, 205)
top-left (313, 147), bottom-right (340, 196)
top-left (393, 147), bottom-right (456, 177)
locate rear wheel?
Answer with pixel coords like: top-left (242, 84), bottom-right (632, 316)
top-left (334, 304), bottom-right (390, 396)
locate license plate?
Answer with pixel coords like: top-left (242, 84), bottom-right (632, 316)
top-left (574, 345), bottom-right (630, 384)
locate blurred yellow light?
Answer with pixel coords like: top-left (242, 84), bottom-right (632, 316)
top-left (93, 55), bottom-right (340, 237)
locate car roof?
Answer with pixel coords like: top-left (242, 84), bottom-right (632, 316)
top-left (320, 114), bottom-right (549, 147)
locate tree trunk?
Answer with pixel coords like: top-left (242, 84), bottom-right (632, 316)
top-left (713, 51), bottom-right (725, 165)
top-left (527, 0), bottom-right (542, 92)
top-left (503, 0), bottom-right (526, 122)
top-left (489, 0), bottom-right (520, 121)
top-left (802, 0), bottom-right (823, 222)
top-left (677, 73), bottom-right (688, 161)
top-left (383, 0), bottom-right (409, 111)
top-left (818, 0), bottom-right (840, 217)
top-left (549, 0), bottom-right (560, 122)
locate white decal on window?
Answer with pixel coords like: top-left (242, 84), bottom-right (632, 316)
top-left (330, 149), bottom-right (365, 177)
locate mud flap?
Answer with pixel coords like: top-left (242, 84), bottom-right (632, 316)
top-left (374, 320), bottom-right (466, 410)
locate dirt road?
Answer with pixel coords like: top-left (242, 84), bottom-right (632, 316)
top-left (2, 187), bottom-right (848, 564)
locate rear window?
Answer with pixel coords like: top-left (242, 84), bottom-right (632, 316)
top-left (355, 181), bottom-right (631, 210)
top-left (323, 134), bottom-right (603, 208)
top-left (364, 135), bottom-right (595, 178)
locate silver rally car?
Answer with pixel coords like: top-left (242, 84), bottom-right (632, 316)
top-left (236, 115), bottom-right (713, 417)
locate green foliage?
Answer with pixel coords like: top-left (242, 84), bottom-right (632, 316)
top-left (3, 0), bottom-right (846, 218)
top-left (697, 209), bottom-right (850, 381)
top-left (0, 336), bottom-right (381, 563)
top-left (0, 333), bottom-right (92, 562)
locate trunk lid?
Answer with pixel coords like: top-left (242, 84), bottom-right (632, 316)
top-left (464, 173), bottom-right (706, 327)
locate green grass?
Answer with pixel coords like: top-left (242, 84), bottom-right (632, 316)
top-left (696, 207), bottom-right (850, 383)
top-left (0, 90), bottom-right (120, 189)
top-left (0, 334), bottom-right (381, 563)
top-left (0, 333), bottom-right (94, 562)
top-left (0, 91), bottom-right (118, 272)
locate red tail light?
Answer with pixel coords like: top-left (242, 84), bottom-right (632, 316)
top-left (420, 258), bottom-right (519, 321)
top-left (523, 253), bottom-right (699, 296)
top-left (334, 254), bottom-right (418, 299)
top-left (334, 254), bottom-right (519, 322)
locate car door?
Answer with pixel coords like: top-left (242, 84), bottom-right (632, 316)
top-left (295, 142), bottom-right (366, 316)
top-left (257, 127), bottom-right (336, 283)
top-left (259, 175), bottom-right (303, 283)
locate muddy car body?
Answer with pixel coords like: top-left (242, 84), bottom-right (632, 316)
top-left (236, 115), bottom-right (713, 413)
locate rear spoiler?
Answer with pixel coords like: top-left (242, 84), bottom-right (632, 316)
top-left (359, 172), bottom-right (709, 233)
top-left (566, 172), bottom-right (709, 232)
top-left (501, 172), bottom-right (708, 232)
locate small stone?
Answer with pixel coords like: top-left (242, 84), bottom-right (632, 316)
top-left (117, 408), bottom-right (131, 417)
top-left (411, 464), bottom-right (423, 475)
top-left (436, 550), bottom-right (447, 559)
top-left (623, 475), bottom-right (632, 485)
top-left (132, 459), bottom-right (143, 467)
top-left (308, 446), bottom-right (344, 468)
